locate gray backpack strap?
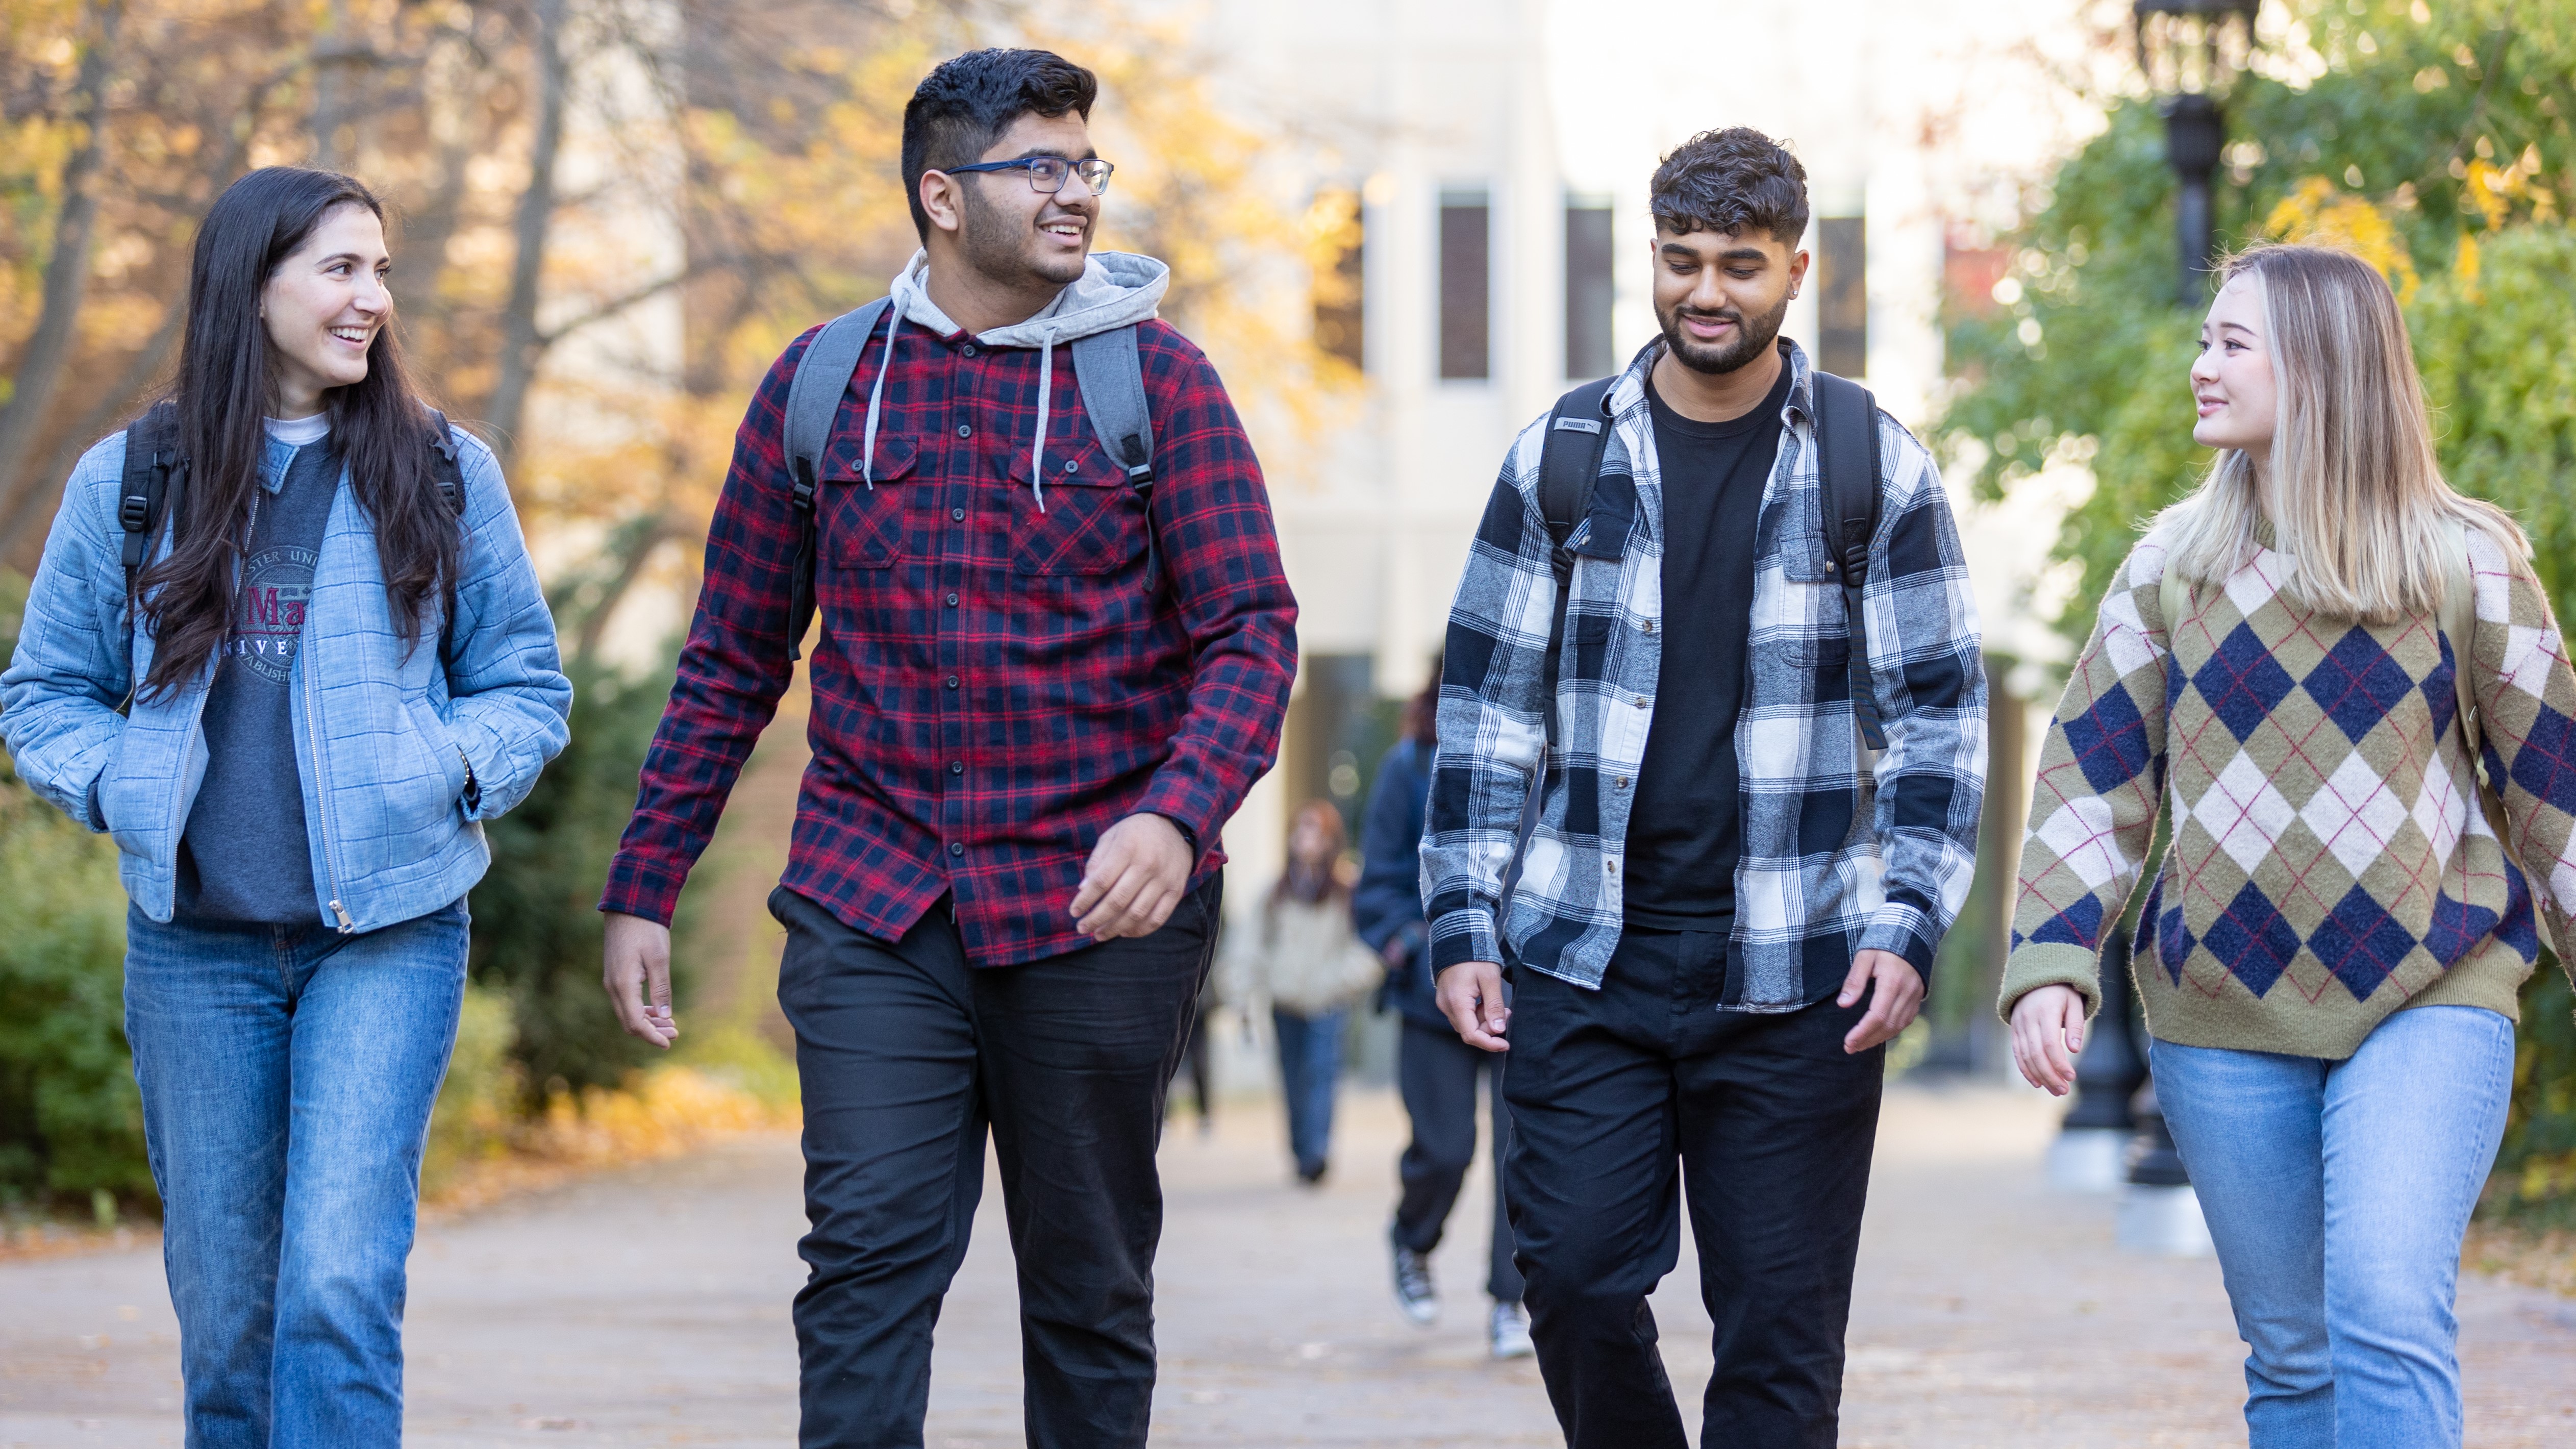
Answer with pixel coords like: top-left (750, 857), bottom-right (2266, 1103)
top-left (1069, 325), bottom-right (1164, 586)
top-left (1071, 326), bottom-right (1155, 489)
top-left (781, 297), bottom-right (891, 661)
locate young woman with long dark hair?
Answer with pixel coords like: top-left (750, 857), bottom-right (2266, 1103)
top-left (2003, 242), bottom-right (2576, 1444)
top-left (1, 166), bottom-right (569, 1446)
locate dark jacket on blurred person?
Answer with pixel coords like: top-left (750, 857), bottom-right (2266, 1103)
top-left (1354, 733), bottom-right (1444, 1030)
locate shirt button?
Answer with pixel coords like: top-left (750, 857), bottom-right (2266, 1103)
top-left (945, 675), bottom-right (959, 689)
top-left (950, 761), bottom-right (964, 775)
top-left (948, 841), bottom-right (965, 857)
top-left (1605, 859), bottom-right (1617, 872)
top-left (1615, 777), bottom-right (1630, 789)
top-left (1633, 695), bottom-right (1649, 708)
top-left (1642, 620), bottom-right (1657, 634)
top-left (962, 344), bottom-right (977, 357)
top-left (952, 507), bottom-right (966, 521)
top-left (945, 592), bottom-right (959, 607)
top-left (957, 423), bottom-right (971, 438)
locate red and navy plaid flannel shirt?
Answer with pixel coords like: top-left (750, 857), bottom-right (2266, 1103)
top-left (600, 313), bottom-right (1297, 965)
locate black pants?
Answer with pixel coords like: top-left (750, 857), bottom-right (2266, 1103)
top-left (770, 880), bottom-right (1221, 1449)
top-left (1391, 1017), bottom-right (1524, 1303)
top-left (1503, 925), bottom-right (1885, 1449)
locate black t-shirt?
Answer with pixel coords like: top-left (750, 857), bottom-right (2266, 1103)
top-left (1621, 356), bottom-right (1792, 929)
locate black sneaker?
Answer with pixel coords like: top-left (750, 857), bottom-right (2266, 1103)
top-left (1392, 1244), bottom-right (1438, 1326)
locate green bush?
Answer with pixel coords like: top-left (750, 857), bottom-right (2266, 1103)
top-left (0, 574), bottom-right (152, 1211)
top-left (467, 654), bottom-right (690, 1100)
top-left (421, 983), bottom-right (522, 1194)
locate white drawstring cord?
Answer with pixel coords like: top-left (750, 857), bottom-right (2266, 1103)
top-left (1030, 324), bottom-right (1061, 513)
top-left (859, 296), bottom-right (901, 488)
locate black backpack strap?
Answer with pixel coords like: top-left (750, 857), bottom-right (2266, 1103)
top-left (118, 402), bottom-right (185, 599)
top-left (780, 298), bottom-right (893, 662)
top-left (1069, 326), bottom-right (1163, 588)
top-left (1535, 377), bottom-right (1618, 749)
top-left (1811, 371), bottom-right (1886, 752)
top-left (426, 409), bottom-right (466, 516)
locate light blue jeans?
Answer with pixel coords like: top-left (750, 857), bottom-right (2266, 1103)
top-left (2152, 1006), bottom-right (2517, 1449)
top-left (125, 901), bottom-right (470, 1449)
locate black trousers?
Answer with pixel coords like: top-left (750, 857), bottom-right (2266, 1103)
top-left (1503, 925), bottom-right (1885, 1449)
top-left (1391, 1017), bottom-right (1524, 1303)
top-left (770, 880), bottom-right (1220, 1449)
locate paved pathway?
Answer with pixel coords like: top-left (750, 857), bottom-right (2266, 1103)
top-left (5, 1084), bottom-right (2574, 1447)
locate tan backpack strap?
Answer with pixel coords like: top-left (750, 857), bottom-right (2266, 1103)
top-left (2438, 517), bottom-right (2482, 770)
top-left (2158, 559), bottom-right (2191, 655)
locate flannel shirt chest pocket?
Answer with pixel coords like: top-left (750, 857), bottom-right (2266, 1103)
top-left (1765, 476), bottom-right (1853, 668)
top-left (1008, 438), bottom-right (1146, 577)
top-left (823, 434), bottom-right (916, 569)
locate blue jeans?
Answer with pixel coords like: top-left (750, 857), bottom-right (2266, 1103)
top-left (125, 902), bottom-right (470, 1449)
top-left (2153, 1006), bottom-right (2516, 1449)
top-left (1272, 1006), bottom-right (1346, 1176)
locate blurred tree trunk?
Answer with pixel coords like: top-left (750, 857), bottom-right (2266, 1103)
top-left (0, 0), bottom-right (127, 538)
top-left (483, 0), bottom-right (570, 472)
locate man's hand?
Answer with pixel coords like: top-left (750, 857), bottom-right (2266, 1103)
top-left (1070, 813), bottom-right (1194, 941)
top-left (2008, 984), bottom-right (2089, 1096)
top-left (603, 911), bottom-right (678, 1049)
top-left (1838, 948), bottom-right (1923, 1055)
top-left (1435, 961), bottom-right (1511, 1053)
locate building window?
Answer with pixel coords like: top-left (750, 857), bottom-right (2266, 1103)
top-left (1818, 215), bottom-right (1866, 379)
top-left (1438, 190), bottom-right (1490, 380)
top-left (1308, 188), bottom-right (1365, 371)
top-left (1563, 198), bottom-right (1615, 380)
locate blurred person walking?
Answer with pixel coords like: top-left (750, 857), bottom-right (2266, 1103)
top-left (1355, 663), bottom-right (1533, 1358)
top-left (594, 48), bottom-right (1296, 1449)
top-left (1421, 128), bottom-right (1986, 1448)
top-left (0, 166), bottom-right (571, 1448)
top-left (2004, 243), bottom-right (2576, 1448)
top-left (1217, 800), bottom-right (1383, 1184)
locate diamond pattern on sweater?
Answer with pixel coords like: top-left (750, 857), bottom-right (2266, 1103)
top-left (2424, 637), bottom-right (2461, 741)
top-left (2505, 624), bottom-right (2564, 700)
top-left (2035, 796), bottom-right (2129, 889)
top-left (2508, 704), bottom-right (2576, 816)
top-left (2309, 884), bottom-right (2415, 1000)
top-left (2204, 879), bottom-right (2301, 997)
top-left (2411, 762), bottom-right (2466, 870)
top-left (2027, 892), bottom-right (2104, 951)
top-left (2060, 682), bottom-right (2154, 795)
top-left (2222, 551), bottom-right (2295, 622)
top-left (2191, 622), bottom-right (2297, 743)
top-left (2304, 630), bottom-right (2418, 744)
top-left (2300, 750), bottom-right (2410, 884)
top-left (2190, 750), bottom-right (2296, 875)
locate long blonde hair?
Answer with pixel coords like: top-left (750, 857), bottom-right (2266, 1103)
top-left (2154, 242), bottom-right (2525, 624)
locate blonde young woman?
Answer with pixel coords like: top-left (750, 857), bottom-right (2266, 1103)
top-left (2002, 242), bottom-right (2576, 1445)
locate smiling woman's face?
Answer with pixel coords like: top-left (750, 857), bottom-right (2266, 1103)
top-left (262, 202), bottom-right (391, 417)
top-left (2190, 272), bottom-right (2278, 460)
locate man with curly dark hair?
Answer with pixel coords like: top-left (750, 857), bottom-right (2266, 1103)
top-left (1422, 126), bottom-right (1987, 1445)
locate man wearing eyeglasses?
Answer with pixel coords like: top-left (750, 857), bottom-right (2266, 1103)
top-left (597, 46), bottom-right (1296, 1449)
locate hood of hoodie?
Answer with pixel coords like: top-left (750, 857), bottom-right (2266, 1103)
top-left (856, 249), bottom-right (1170, 510)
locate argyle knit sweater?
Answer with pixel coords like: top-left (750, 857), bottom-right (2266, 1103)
top-left (2003, 526), bottom-right (2576, 1059)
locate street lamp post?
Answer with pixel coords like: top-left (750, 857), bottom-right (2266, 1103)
top-left (2133, 0), bottom-right (2261, 304)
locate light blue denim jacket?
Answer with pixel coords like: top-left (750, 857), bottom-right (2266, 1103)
top-left (1, 422), bottom-right (571, 932)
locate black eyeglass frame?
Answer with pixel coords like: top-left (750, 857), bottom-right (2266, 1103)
top-left (938, 156), bottom-right (1116, 196)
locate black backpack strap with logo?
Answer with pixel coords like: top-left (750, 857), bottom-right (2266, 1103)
top-left (117, 402), bottom-right (186, 599)
top-left (1536, 376), bottom-right (1618, 748)
top-left (1810, 370), bottom-right (1886, 752)
top-left (781, 297), bottom-right (895, 662)
top-left (426, 409), bottom-right (467, 517)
